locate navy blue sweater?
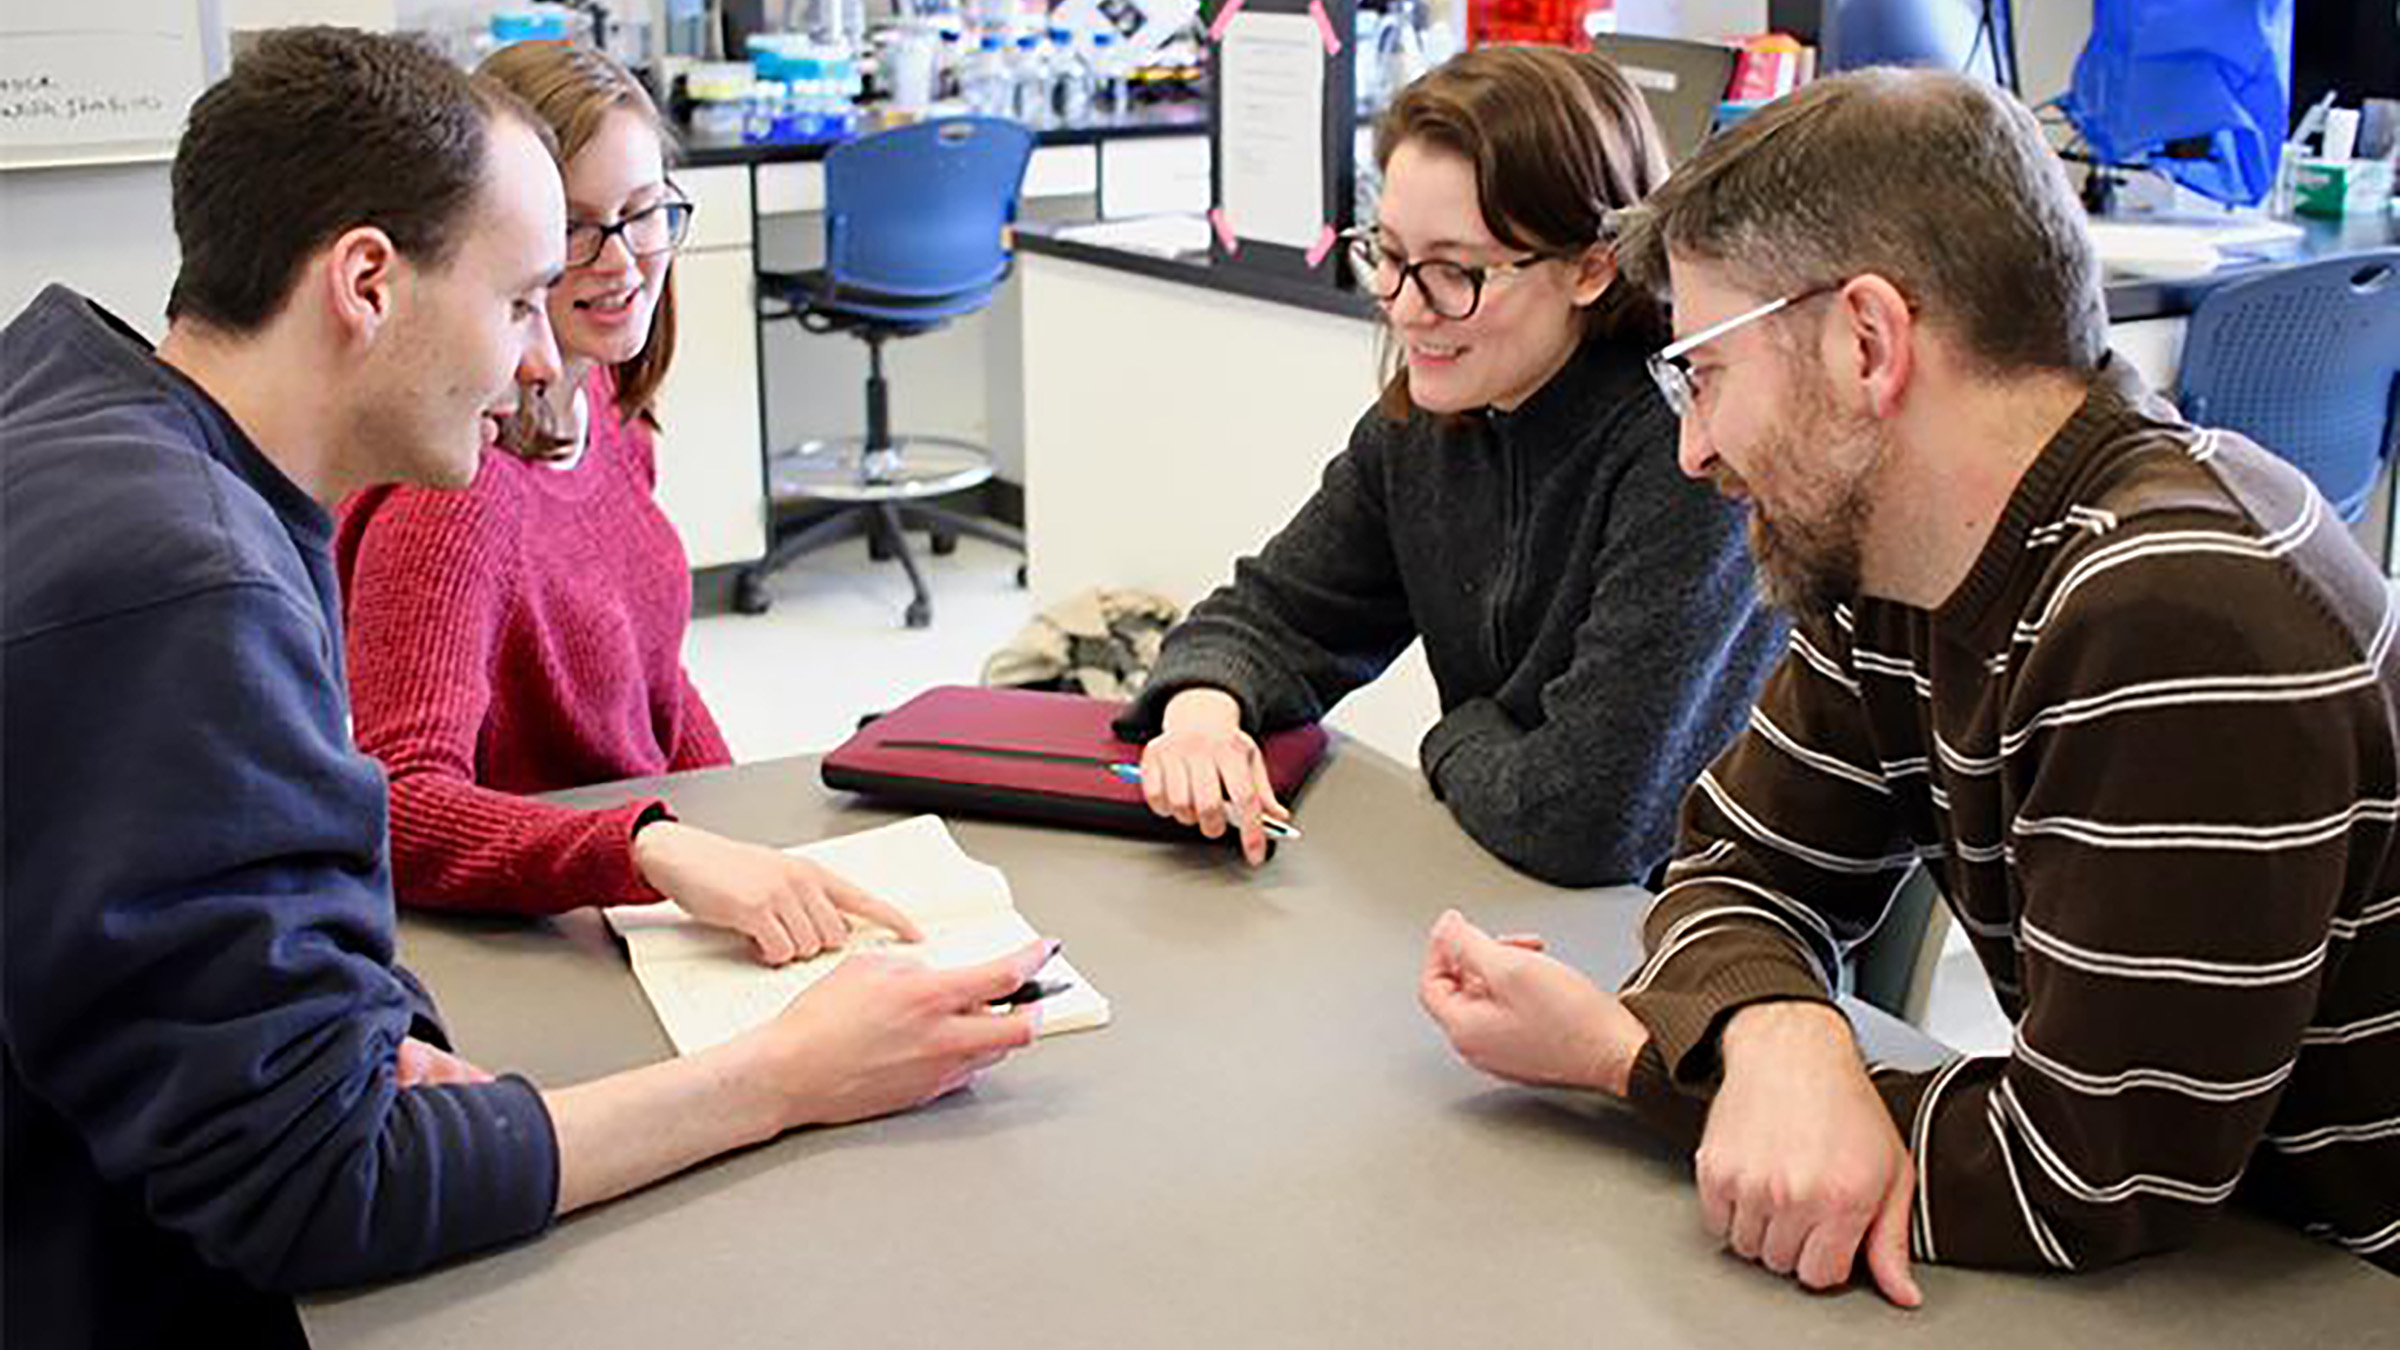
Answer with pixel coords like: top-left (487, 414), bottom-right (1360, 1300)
top-left (2, 288), bottom-right (559, 1347)
top-left (1122, 336), bottom-right (1788, 885)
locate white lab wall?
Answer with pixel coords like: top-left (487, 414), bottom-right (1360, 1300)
top-left (0, 1), bottom-right (398, 338)
top-left (2013, 0), bottom-right (2091, 106)
top-left (0, 162), bottom-right (179, 337)
top-left (1614, 0), bottom-right (1769, 40)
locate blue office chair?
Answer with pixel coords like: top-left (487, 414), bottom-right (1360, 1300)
top-left (736, 116), bottom-right (1035, 626)
top-left (2174, 250), bottom-right (2400, 532)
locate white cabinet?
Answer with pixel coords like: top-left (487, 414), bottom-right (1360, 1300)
top-left (652, 164), bottom-right (765, 570)
top-left (1099, 135), bottom-right (1209, 219)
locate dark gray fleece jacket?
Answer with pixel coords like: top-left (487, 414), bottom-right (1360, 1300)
top-left (1118, 334), bottom-right (1788, 885)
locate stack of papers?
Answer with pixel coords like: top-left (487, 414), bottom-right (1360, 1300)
top-left (1055, 213), bottom-right (1214, 260)
top-left (607, 815), bottom-right (1110, 1055)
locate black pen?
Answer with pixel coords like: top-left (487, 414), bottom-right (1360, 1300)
top-left (989, 977), bottom-right (1075, 1008)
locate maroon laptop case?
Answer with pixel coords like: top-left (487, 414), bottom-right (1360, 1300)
top-left (820, 686), bottom-right (1329, 841)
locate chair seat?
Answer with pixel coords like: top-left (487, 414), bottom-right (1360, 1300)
top-left (768, 434), bottom-right (996, 504)
top-left (761, 267), bottom-right (997, 331)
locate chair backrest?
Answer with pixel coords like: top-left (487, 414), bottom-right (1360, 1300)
top-left (2173, 249), bottom-right (2400, 521)
top-left (822, 117), bottom-right (1036, 306)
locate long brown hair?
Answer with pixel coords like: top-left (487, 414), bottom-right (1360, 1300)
top-left (1370, 45), bottom-right (1671, 419)
top-left (476, 40), bottom-right (682, 458)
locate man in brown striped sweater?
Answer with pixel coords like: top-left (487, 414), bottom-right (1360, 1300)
top-left (1418, 67), bottom-right (2398, 1299)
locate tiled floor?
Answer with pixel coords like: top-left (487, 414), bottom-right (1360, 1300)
top-left (685, 533), bottom-right (2015, 1056)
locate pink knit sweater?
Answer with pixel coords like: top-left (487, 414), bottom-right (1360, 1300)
top-left (335, 370), bottom-right (731, 914)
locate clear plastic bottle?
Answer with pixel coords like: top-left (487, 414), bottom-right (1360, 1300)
top-left (1090, 31), bottom-right (1129, 120)
top-left (936, 21), bottom-right (965, 103)
top-left (1012, 33), bottom-right (1052, 128)
top-left (963, 34), bottom-right (1011, 118)
top-left (1049, 26), bottom-right (1092, 126)
top-left (820, 40), bottom-right (860, 138)
top-left (787, 52), bottom-right (823, 140)
top-left (743, 78), bottom-right (784, 143)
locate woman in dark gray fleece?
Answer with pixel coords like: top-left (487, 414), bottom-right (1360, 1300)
top-left (1115, 47), bottom-right (1787, 885)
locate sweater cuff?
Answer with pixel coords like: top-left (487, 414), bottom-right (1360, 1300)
top-left (1122, 642), bottom-right (1305, 738)
top-left (427, 1072), bottom-right (561, 1256)
top-left (1417, 696), bottom-right (1515, 794)
top-left (1623, 1036), bottom-right (1710, 1151)
top-left (618, 799), bottom-right (674, 903)
top-left (391, 963), bottom-right (451, 1051)
top-left (1620, 943), bottom-right (1834, 1093)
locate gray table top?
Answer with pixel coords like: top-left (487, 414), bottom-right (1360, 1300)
top-left (300, 744), bottom-right (2398, 1348)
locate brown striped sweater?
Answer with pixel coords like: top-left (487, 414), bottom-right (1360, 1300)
top-left (1619, 359), bottom-right (2400, 1275)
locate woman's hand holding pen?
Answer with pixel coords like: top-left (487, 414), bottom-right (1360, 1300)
top-left (633, 822), bottom-right (924, 965)
top-left (1140, 687), bottom-right (1295, 866)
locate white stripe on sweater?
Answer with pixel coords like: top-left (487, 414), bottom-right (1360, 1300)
top-left (1646, 869), bottom-right (1838, 956)
top-left (2265, 1113), bottom-right (2400, 1155)
top-left (1910, 1056), bottom-right (1979, 1263)
top-left (1986, 1089), bottom-right (2077, 1269)
top-left (1997, 664), bottom-right (2387, 759)
top-left (2019, 918), bottom-right (2328, 988)
top-left (2012, 493), bottom-right (2325, 645)
top-left (1852, 647), bottom-right (1933, 697)
top-left (1995, 1078), bottom-right (2246, 1207)
top-left (2012, 1031), bottom-right (2293, 1103)
top-left (1693, 771), bottom-right (1922, 877)
top-left (1788, 630), bottom-right (1860, 696)
top-left (2013, 799), bottom-right (2400, 853)
top-left (2300, 1006), bottom-right (2400, 1046)
top-left (1747, 708), bottom-right (1889, 795)
top-left (2307, 1215), bottom-right (2400, 1255)
top-left (2331, 894), bottom-right (2400, 941)
top-left (1626, 909), bottom-right (1834, 999)
top-left (1633, 881), bottom-right (1843, 992)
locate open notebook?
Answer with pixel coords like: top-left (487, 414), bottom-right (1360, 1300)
top-left (605, 815), bottom-right (1110, 1055)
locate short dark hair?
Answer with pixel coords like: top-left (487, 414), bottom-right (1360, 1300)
top-left (1371, 45), bottom-right (1672, 417)
top-left (1617, 68), bottom-right (2107, 378)
top-left (167, 27), bottom-right (545, 333)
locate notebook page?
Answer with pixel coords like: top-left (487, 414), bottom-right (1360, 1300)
top-left (607, 816), bottom-right (1109, 1054)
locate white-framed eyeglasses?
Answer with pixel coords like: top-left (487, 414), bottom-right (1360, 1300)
top-left (1646, 283), bottom-right (1840, 418)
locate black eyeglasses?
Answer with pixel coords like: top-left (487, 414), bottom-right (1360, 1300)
top-left (564, 193), bottom-right (695, 268)
top-left (1341, 228), bottom-right (1564, 320)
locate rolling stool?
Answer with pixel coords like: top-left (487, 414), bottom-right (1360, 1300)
top-left (733, 116), bottom-right (1034, 627)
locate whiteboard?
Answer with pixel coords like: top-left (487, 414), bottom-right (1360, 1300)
top-left (0, 0), bottom-right (224, 170)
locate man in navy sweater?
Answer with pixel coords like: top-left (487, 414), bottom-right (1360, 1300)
top-left (1, 29), bottom-right (1052, 1347)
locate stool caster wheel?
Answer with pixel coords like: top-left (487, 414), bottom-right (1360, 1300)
top-left (931, 530), bottom-right (959, 556)
top-left (868, 531), bottom-right (894, 562)
top-left (1015, 562), bottom-right (1028, 588)
top-left (732, 572), bottom-right (772, 616)
top-left (904, 598), bottom-right (932, 629)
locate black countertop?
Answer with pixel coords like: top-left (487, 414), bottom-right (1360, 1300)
top-left (679, 103), bottom-right (1209, 169)
top-left (1019, 205), bottom-right (2398, 326)
top-left (1014, 220), bottom-right (1378, 321)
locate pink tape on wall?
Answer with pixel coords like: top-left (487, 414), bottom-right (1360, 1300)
top-left (1307, 0), bottom-right (1341, 55)
top-left (1304, 223), bottom-right (1338, 267)
top-left (1208, 207), bottom-right (1241, 254)
top-left (1207, 0), bottom-right (1248, 42)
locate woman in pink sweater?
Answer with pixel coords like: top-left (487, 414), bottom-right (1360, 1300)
top-left (336, 43), bottom-right (909, 963)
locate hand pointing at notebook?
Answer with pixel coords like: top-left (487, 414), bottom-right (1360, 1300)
top-left (1140, 687), bottom-right (1296, 865)
top-left (633, 821), bottom-right (924, 965)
